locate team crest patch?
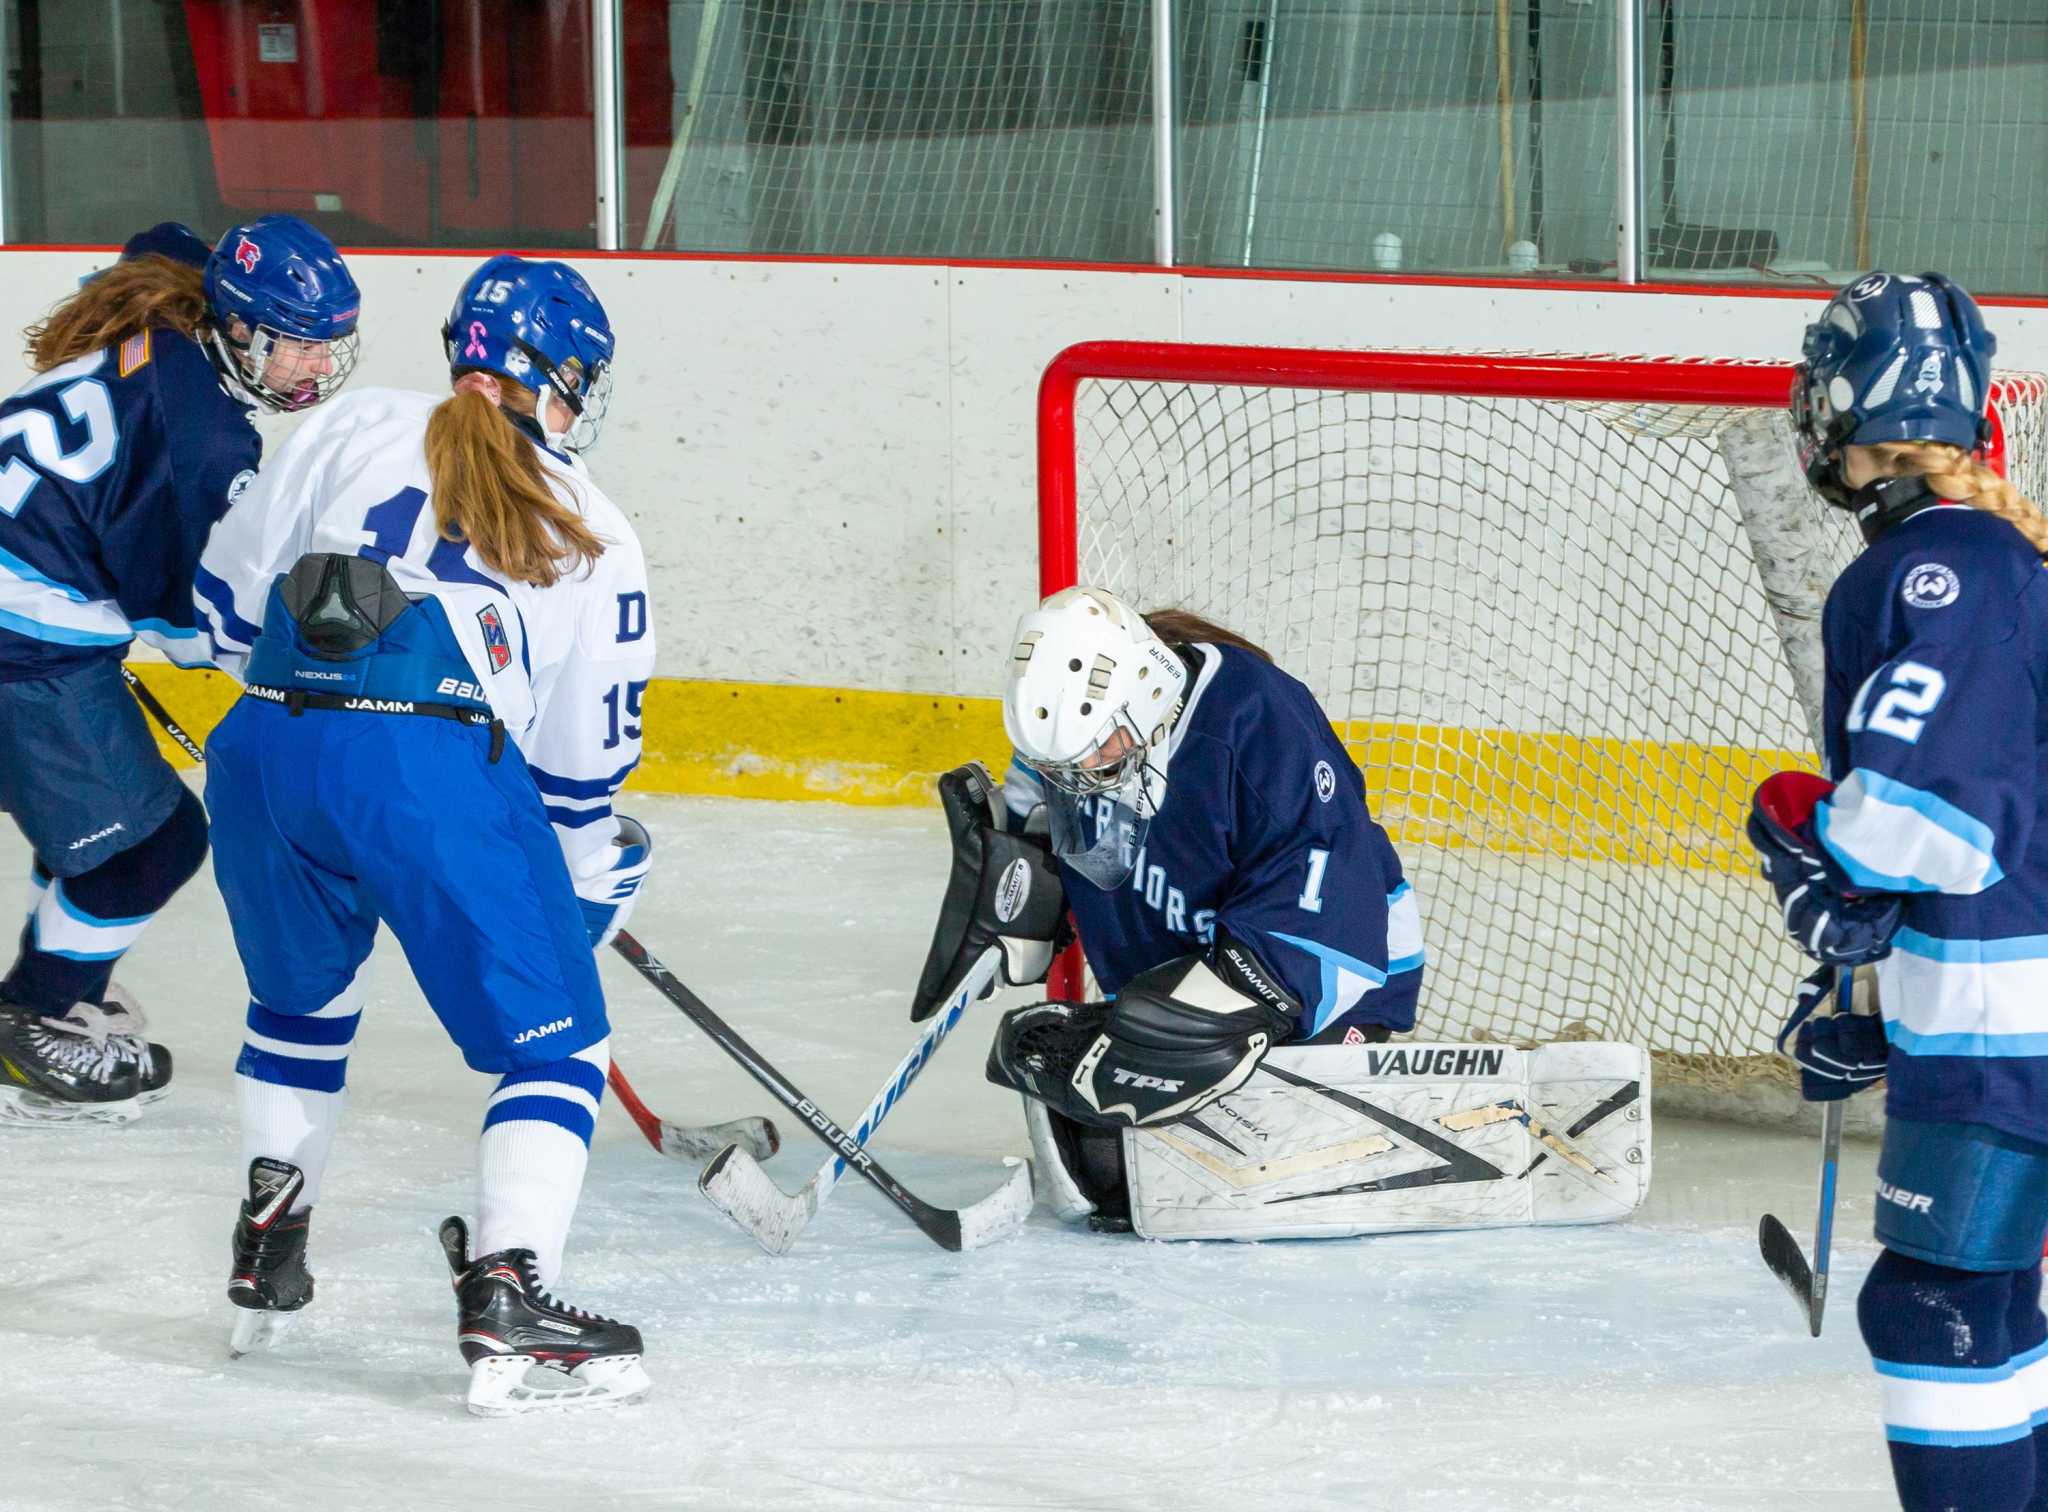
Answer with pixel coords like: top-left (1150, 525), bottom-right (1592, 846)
top-left (117, 331), bottom-right (151, 377)
top-left (1343, 1026), bottom-right (1367, 1046)
top-left (1314, 760), bottom-right (1337, 803)
top-left (234, 236), bottom-right (261, 274)
top-left (1902, 563), bottom-right (1960, 610)
top-left (476, 605), bottom-right (512, 673)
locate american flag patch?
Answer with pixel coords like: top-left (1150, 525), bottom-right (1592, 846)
top-left (118, 331), bottom-right (151, 377)
top-left (476, 604), bottom-right (511, 673)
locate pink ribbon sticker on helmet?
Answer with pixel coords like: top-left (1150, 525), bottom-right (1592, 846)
top-left (464, 321), bottom-right (488, 360)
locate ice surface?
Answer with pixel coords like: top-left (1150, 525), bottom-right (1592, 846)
top-left (0, 791), bottom-right (1894, 1511)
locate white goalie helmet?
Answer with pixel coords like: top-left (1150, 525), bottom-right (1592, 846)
top-left (1003, 587), bottom-right (1190, 887)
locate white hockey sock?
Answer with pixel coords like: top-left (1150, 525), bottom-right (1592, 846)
top-left (234, 981), bottom-right (365, 1212)
top-left (476, 1038), bottom-right (608, 1285)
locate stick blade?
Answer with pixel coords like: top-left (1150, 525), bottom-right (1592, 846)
top-left (955, 1157), bottom-right (1035, 1251)
top-left (1758, 1212), bottom-right (1821, 1335)
top-left (699, 1142), bottom-right (817, 1255)
top-left (663, 1115), bottom-right (779, 1163)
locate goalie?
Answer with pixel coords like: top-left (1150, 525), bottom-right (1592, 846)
top-left (913, 588), bottom-right (1648, 1240)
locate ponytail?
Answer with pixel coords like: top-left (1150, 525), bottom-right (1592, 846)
top-left (1866, 441), bottom-right (2048, 559)
top-left (1141, 608), bottom-right (1273, 662)
top-left (423, 389), bottom-right (605, 588)
top-left (24, 255), bottom-right (209, 370)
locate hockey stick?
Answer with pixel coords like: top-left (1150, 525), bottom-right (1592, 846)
top-left (118, 668), bottom-right (773, 1163)
top-left (121, 666), bottom-right (205, 763)
top-left (607, 1060), bottom-right (778, 1163)
top-left (1757, 970), bottom-right (1852, 1337)
top-left (610, 930), bottom-right (1031, 1253)
top-left (699, 945), bottom-right (1003, 1253)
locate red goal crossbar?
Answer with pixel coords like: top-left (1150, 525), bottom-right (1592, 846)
top-left (1035, 342), bottom-right (1803, 599)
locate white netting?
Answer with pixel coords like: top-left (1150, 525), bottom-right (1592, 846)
top-left (1058, 350), bottom-right (2048, 1119)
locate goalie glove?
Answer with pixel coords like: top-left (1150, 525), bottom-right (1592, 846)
top-left (571, 815), bottom-right (651, 951)
top-left (1778, 964), bottom-right (1888, 1102)
top-left (911, 762), bottom-right (1067, 1022)
top-left (1746, 770), bottom-right (1902, 965)
top-left (986, 929), bottom-right (1297, 1129)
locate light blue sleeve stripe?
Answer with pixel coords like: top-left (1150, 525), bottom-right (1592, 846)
top-left (1817, 767), bottom-right (2003, 893)
top-left (0, 604), bottom-right (128, 647)
top-left (1388, 881), bottom-right (1412, 904)
top-left (1853, 768), bottom-right (2000, 856)
top-left (1387, 951), bottom-right (1425, 975)
top-left (1815, 803), bottom-right (1998, 894)
top-left (1269, 930), bottom-right (1388, 1036)
top-left (1874, 1355), bottom-right (2016, 1384)
top-left (1893, 928), bottom-right (2048, 965)
top-left (1887, 1023), bottom-right (2048, 1059)
top-left (0, 544), bottom-right (89, 601)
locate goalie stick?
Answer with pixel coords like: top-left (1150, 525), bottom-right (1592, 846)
top-left (699, 945), bottom-right (1003, 1253)
top-left (1757, 971), bottom-right (1852, 1337)
top-left (611, 930), bottom-right (1031, 1253)
top-left (119, 669), bottom-right (775, 1164)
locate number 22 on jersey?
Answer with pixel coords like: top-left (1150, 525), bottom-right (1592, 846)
top-left (0, 353), bottom-right (118, 518)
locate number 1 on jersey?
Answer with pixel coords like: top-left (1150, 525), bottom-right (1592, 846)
top-left (1299, 847), bottom-right (1330, 914)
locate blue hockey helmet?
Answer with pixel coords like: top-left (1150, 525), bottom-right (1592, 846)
top-left (442, 255), bottom-right (616, 452)
top-left (121, 221), bottom-right (211, 270)
top-left (1792, 270), bottom-right (1995, 504)
top-left (202, 215), bottom-right (361, 412)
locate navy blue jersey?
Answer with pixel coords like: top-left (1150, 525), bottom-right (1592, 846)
top-left (0, 330), bottom-right (258, 680)
top-left (1011, 642), bottom-right (1423, 1042)
top-left (1814, 503), bottom-right (2048, 1142)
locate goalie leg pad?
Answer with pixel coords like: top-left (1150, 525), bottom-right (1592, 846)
top-left (1121, 1041), bottom-right (1651, 1240)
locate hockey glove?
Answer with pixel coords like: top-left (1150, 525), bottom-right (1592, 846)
top-left (1778, 965), bottom-right (1888, 1102)
top-left (986, 929), bottom-right (1296, 1129)
top-left (911, 762), bottom-right (1068, 1022)
top-left (571, 815), bottom-right (652, 951)
top-left (1746, 771), bottom-right (1902, 965)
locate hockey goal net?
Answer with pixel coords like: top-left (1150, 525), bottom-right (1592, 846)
top-left (1037, 341), bottom-right (2048, 1122)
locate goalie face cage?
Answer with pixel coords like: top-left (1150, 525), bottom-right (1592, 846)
top-left (1036, 341), bottom-right (2048, 1122)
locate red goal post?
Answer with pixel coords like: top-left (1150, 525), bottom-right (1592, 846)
top-left (1031, 339), bottom-right (2048, 1117)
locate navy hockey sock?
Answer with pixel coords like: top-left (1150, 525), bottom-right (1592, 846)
top-left (477, 1040), bottom-right (608, 1285)
top-left (1860, 1249), bottom-right (2048, 1511)
top-left (4, 786), bottom-right (207, 1013)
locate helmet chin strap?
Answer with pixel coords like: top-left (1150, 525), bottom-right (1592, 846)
top-left (1846, 474), bottom-right (1946, 546)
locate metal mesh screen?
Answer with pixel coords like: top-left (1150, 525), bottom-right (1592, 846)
top-left (644, 0), bottom-right (1156, 258)
top-left (1061, 355), bottom-right (2048, 1116)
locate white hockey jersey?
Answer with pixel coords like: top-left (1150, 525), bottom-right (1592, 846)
top-left (194, 387), bottom-right (657, 875)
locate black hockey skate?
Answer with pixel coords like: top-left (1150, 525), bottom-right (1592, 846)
top-left (439, 1216), bottom-right (649, 1417)
top-left (228, 1159), bottom-right (314, 1357)
top-left (0, 989), bottom-right (172, 1127)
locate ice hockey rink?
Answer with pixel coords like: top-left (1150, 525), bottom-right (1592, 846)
top-left (2, 785), bottom-right (1895, 1512)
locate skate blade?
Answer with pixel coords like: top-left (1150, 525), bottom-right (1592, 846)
top-left (0, 1085), bottom-right (146, 1128)
top-left (463, 1353), bottom-right (651, 1418)
top-left (228, 1307), bottom-right (298, 1358)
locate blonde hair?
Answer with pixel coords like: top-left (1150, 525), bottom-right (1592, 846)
top-left (23, 255), bottom-right (209, 370)
top-left (423, 388), bottom-right (605, 588)
top-left (1864, 440), bottom-right (2048, 558)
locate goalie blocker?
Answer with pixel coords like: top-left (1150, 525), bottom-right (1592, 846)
top-left (1012, 1039), bottom-right (1651, 1241)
